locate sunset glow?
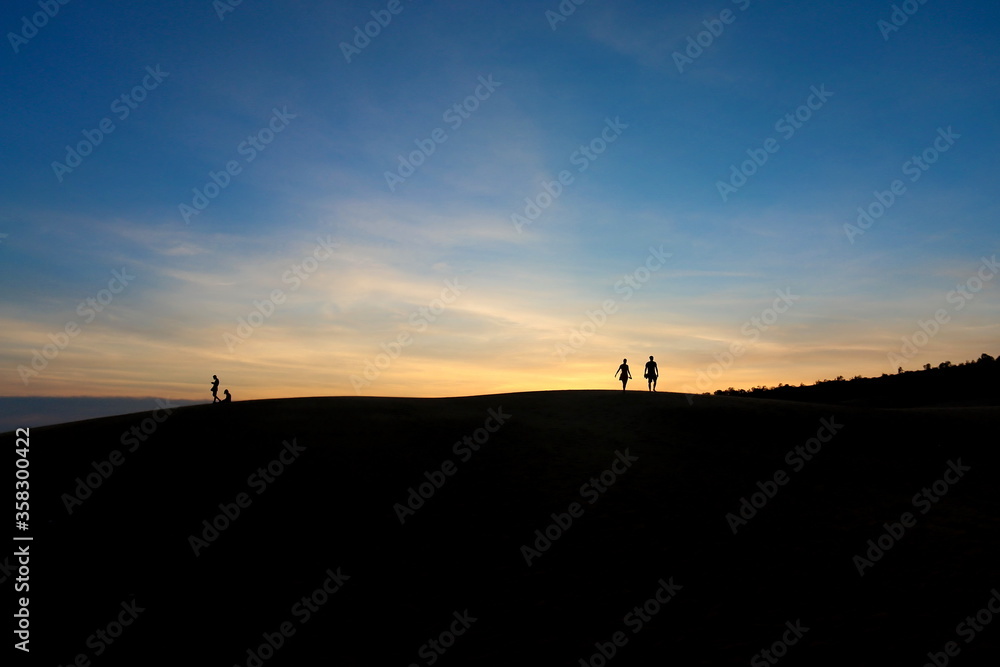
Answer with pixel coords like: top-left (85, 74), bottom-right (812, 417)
top-left (3, 0), bottom-right (998, 412)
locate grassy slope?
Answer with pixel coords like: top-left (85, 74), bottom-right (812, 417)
top-left (19, 391), bottom-right (1000, 665)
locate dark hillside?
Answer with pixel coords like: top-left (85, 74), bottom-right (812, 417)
top-left (11, 391), bottom-right (1000, 665)
top-left (713, 354), bottom-right (1000, 407)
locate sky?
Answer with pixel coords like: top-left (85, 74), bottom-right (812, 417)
top-left (2, 0), bottom-right (999, 422)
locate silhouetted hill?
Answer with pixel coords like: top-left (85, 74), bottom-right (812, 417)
top-left (714, 353), bottom-right (1000, 408)
top-left (13, 391), bottom-right (1000, 665)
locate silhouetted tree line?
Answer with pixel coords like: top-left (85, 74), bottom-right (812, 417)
top-left (712, 353), bottom-right (999, 407)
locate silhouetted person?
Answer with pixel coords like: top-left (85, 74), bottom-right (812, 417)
top-left (211, 374), bottom-right (220, 402)
top-left (615, 358), bottom-right (632, 392)
top-left (644, 356), bottom-right (659, 391)
top-left (220, 389), bottom-right (231, 403)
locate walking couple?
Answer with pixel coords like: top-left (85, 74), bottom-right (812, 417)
top-left (615, 356), bottom-right (658, 392)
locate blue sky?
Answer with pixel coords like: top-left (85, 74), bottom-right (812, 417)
top-left (2, 0), bottom-right (998, 415)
